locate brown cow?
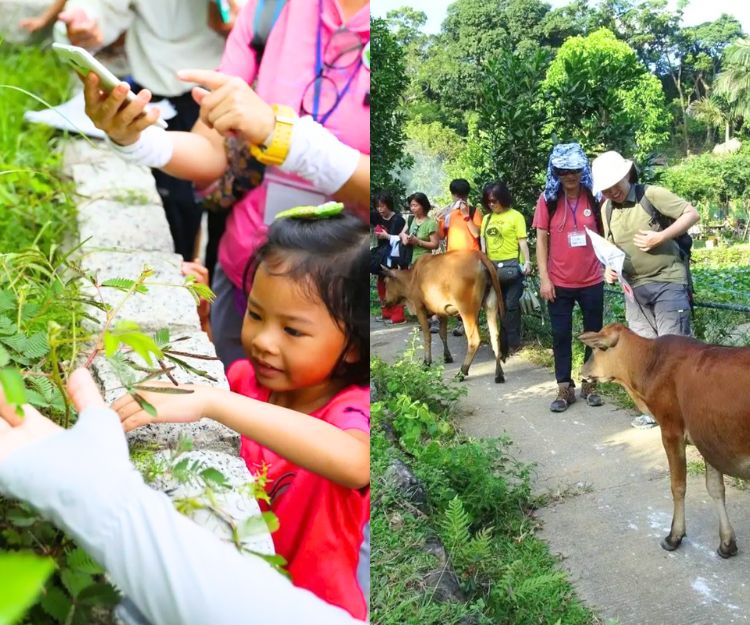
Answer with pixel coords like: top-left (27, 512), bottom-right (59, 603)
top-left (580, 323), bottom-right (750, 558)
top-left (381, 249), bottom-right (508, 382)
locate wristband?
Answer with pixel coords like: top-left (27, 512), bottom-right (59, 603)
top-left (279, 116), bottom-right (359, 196)
top-left (249, 104), bottom-right (296, 166)
top-left (105, 125), bottom-right (174, 169)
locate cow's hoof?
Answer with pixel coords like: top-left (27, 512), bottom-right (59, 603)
top-left (422, 360), bottom-right (432, 370)
top-left (718, 540), bottom-right (738, 559)
top-left (454, 371), bottom-right (465, 382)
top-left (444, 355), bottom-right (454, 364)
top-left (495, 375), bottom-right (505, 383)
top-left (660, 534), bottom-right (684, 551)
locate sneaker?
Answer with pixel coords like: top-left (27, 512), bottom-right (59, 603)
top-left (550, 382), bottom-right (576, 413)
top-left (429, 318), bottom-right (440, 334)
top-left (580, 379), bottom-right (604, 407)
top-left (631, 414), bottom-right (658, 429)
top-left (452, 321), bottom-right (465, 336)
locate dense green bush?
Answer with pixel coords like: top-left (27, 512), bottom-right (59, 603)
top-left (372, 348), bottom-right (597, 625)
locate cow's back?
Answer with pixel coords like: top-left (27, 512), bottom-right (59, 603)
top-left (407, 251), bottom-right (489, 315)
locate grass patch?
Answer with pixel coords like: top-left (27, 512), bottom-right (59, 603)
top-left (372, 347), bottom-right (603, 624)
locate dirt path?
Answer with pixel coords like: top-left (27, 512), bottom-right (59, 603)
top-left (372, 319), bottom-right (750, 625)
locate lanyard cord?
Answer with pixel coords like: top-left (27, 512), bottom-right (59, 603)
top-left (311, 0), bottom-right (324, 121)
top-left (311, 0), bottom-right (363, 124)
top-left (565, 191), bottom-right (580, 229)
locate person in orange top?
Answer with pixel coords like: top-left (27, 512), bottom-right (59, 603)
top-left (437, 179), bottom-right (483, 252)
top-left (435, 179), bottom-right (482, 335)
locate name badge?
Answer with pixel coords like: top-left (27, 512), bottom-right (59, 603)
top-left (568, 231), bottom-right (587, 248)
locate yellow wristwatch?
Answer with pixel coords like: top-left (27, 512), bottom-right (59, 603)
top-left (249, 104), bottom-right (297, 166)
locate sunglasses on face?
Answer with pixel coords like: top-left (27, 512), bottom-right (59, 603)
top-left (553, 168), bottom-right (583, 176)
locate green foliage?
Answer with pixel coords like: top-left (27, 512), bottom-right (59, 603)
top-left (715, 38), bottom-right (750, 119)
top-left (371, 351), bottom-right (595, 624)
top-left (0, 552), bottom-right (55, 625)
top-left (542, 28), bottom-right (671, 161)
top-left (371, 334), bottom-right (467, 417)
top-left (478, 47), bottom-right (552, 216)
top-left (371, 18), bottom-right (412, 199)
top-left (661, 145), bottom-right (750, 217)
top-left (0, 46), bottom-right (76, 255)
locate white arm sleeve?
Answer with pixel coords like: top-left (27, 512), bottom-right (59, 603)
top-left (0, 406), bottom-right (361, 625)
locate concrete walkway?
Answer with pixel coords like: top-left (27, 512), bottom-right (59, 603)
top-left (372, 319), bottom-right (750, 625)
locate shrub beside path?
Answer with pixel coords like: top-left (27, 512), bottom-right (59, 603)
top-left (372, 320), bottom-right (750, 625)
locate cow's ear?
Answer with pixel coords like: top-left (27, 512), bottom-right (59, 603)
top-left (579, 330), bottom-right (619, 350)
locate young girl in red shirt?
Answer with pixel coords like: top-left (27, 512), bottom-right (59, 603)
top-left (115, 208), bottom-right (370, 619)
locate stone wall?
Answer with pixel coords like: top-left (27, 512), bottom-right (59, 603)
top-left (62, 138), bottom-right (274, 557)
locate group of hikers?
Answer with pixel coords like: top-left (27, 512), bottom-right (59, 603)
top-left (372, 143), bottom-right (699, 427)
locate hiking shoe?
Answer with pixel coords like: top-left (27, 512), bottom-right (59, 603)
top-left (550, 382), bottom-right (576, 413)
top-left (452, 321), bottom-right (465, 336)
top-left (429, 318), bottom-right (440, 334)
top-left (631, 414), bottom-right (657, 429)
top-left (580, 379), bottom-right (604, 407)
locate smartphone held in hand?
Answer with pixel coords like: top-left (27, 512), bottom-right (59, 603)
top-left (52, 43), bottom-right (168, 130)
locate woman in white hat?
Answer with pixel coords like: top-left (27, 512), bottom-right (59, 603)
top-left (591, 150), bottom-right (700, 428)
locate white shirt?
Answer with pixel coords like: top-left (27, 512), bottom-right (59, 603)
top-left (62, 0), bottom-right (226, 96)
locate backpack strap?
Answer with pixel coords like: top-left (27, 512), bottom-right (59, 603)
top-left (250, 0), bottom-right (289, 64)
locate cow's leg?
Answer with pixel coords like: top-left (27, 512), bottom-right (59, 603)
top-left (705, 462), bottom-right (738, 558)
top-left (415, 307), bottom-right (432, 367)
top-left (660, 430), bottom-right (687, 551)
top-left (484, 290), bottom-right (505, 383)
top-left (438, 317), bottom-right (452, 363)
top-left (457, 313), bottom-right (481, 381)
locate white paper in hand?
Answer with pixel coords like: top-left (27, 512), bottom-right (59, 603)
top-left (585, 227), bottom-right (635, 301)
top-left (24, 91), bottom-right (177, 139)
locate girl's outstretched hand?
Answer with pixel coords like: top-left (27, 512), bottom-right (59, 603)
top-left (82, 73), bottom-right (161, 146)
top-left (113, 383), bottom-right (213, 432)
top-left (177, 69), bottom-right (275, 146)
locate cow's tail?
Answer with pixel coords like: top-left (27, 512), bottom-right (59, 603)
top-left (476, 252), bottom-right (506, 318)
top-left (476, 252), bottom-right (509, 361)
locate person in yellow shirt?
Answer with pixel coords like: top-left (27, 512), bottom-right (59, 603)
top-left (480, 180), bottom-right (531, 353)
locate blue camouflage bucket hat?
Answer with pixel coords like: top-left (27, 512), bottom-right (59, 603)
top-left (544, 143), bottom-right (594, 203)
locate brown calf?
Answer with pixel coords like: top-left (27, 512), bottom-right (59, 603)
top-left (381, 250), bottom-right (507, 382)
top-left (580, 323), bottom-right (750, 558)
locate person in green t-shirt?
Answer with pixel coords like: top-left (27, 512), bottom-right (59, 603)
top-left (479, 180), bottom-right (531, 353)
top-left (592, 150), bottom-right (700, 429)
top-left (399, 192), bottom-right (439, 265)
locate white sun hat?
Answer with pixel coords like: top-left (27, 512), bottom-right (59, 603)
top-left (591, 151), bottom-right (633, 194)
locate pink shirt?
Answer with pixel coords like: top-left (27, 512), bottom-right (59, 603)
top-left (218, 0), bottom-right (371, 288)
top-left (227, 359), bottom-right (370, 619)
top-left (532, 192), bottom-right (603, 288)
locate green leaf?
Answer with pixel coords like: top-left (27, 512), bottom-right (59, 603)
top-left (132, 393), bottom-right (157, 418)
top-left (65, 548), bottom-right (103, 575)
top-left (0, 552), bottom-right (55, 625)
top-left (39, 584), bottom-right (70, 623)
top-left (60, 569), bottom-right (93, 598)
top-left (153, 328), bottom-right (170, 348)
top-left (101, 278), bottom-right (147, 294)
top-left (76, 582), bottom-right (120, 607)
top-left (23, 333), bottom-right (49, 359)
top-left (239, 511), bottom-right (279, 538)
top-left (133, 385), bottom-right (194, 395)
top-left (0, 368), bottom-right (27, 414)
top-left (0, 345), bottom-right (9, 368)
top-left (199, 467), bottom-right (230, 490)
